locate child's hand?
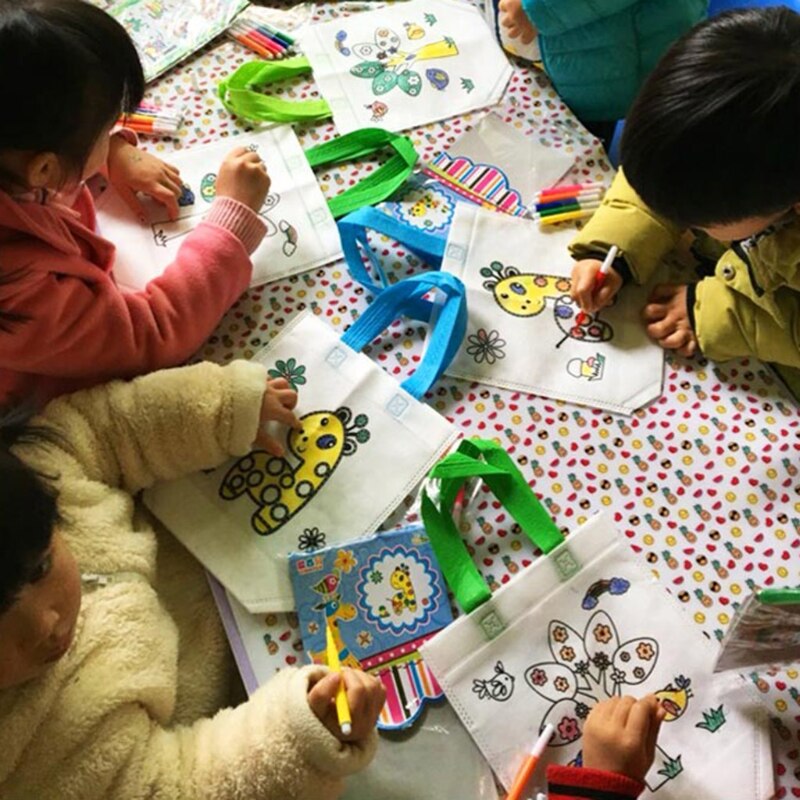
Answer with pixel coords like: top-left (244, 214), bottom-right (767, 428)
top-left (582, 695), bottom-right (665, 782)
top-left (307, 668), bottom-right (386, 743)
top-left (255, 377), bottom-right (301, 456)
top-left (107, 136), bottom-right (183, 222)
top-left (216, 147), bottom-right (271, 213)
top-left (570, 259), bottom-right (622, 313)
top-left (642, 284), bottom-right (698, 357)
top-left (499, 0), bottom-right (537, 44)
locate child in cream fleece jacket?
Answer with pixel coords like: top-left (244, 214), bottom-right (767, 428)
top-left (0, 360), bottom-right (383, 800)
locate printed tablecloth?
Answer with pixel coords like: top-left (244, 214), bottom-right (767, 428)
top-left (139, 3), bottom-right (799, 793)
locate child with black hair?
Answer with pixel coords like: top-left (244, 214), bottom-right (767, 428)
top-left (570, 7), bottom-right (800, 368)
top-left (0, 0), bottom-right (271, 406)
top-left (0, 360), bottom-right (384, 799)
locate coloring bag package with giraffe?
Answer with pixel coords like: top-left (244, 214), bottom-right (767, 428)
top-left (440, 203), bottom-right (664, 414)
top-left (144, 270), bottom-right (465, 612)
top-left (288, 524), bottom-right (453, 730)
top-left (418, 439), bottom-right (774, 800)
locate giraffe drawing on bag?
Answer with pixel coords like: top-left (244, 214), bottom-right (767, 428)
top-left (219, 407), bottom-right (370, 535)
top-left (480, 261), bottom-right (614, 346)
top-left (308, 568), bottom-right (361, 669)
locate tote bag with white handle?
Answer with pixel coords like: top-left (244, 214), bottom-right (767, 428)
top-left (144, 269), bottom-right (466, 612)
top-left (419, 439), bottom-right (773, 799)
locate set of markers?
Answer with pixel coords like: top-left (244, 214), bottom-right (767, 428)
top-left (228, 14), bottom-right (296, 59)
top-left (117, 102), bottom-right (183, 136)
top-left (530, 180), bottom-right (605, 226)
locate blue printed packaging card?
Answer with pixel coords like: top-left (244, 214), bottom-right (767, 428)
top-left (289, 525), bottom-right (453, 730)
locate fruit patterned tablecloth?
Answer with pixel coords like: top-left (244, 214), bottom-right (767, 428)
top-left (139, 3), bottom-right (799, 794)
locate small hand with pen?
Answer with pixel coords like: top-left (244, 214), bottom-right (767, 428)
top-left (582, 695), bottom-right (665, 782)
top-left (255, 378), bottom-right (302, 457)
top-left (570, 256), bottom-right (622, 314)
top-left (307, 668), bottom-right (386, 743)
top-left (107, 134), bottom-right (183, 222)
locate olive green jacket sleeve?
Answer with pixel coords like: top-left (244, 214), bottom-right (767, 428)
top-left (694, 220), bottom-right (800, 368)
top-left (569, 169), bottom-right (684, 283)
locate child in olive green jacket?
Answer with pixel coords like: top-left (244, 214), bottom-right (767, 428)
top-left (570, 7), bottom-right (800, 368)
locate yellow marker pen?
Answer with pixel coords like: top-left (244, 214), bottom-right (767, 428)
top-left (325, 619), bottom-right (352, 736)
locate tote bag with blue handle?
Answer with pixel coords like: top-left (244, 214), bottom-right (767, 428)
top-left (419, 438), bottom-right (773, 800)
top-left (144, 271), bottom-right (467, 613)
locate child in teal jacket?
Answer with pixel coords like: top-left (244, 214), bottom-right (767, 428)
top-left (500, 0), bottom-right (707, 134)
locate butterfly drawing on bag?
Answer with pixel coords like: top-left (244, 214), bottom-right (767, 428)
top-left (347, 26), bottom-right (459, 97)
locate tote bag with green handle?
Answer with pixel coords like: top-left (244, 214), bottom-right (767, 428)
top-left (219, 57), bottom-right (419, 218)
top-left (419, 439), bottom-right (773, 800)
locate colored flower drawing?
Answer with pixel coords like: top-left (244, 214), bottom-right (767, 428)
top-left (559, 646), bottom-right (576, 662)
top-left (529, 668), bottom-right (548, 686)
top-left (298, 527), bottom-right (326, 552)
top-left (557, 716), bottom-right (581, 743)
top-left (357, 630), bottom-right (373, 648)
top-left (465, 328), bottom-right (507, 365)
top-left (524, 611), bottom-right (661, 749)
top-left (636, 642), bottom-right (656, 661)
top-left (334, 549), bottom-right (358, 574)
top-left (593, 623), bottom-right (612, 644)
top-left (268, 358), bottom-right (307, 392)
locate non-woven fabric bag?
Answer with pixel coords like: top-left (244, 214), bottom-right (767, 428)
top-left (439, 203), bottom-right (664, 414)
top-left (144, 270), bottom-right (466, 612)
top-left (418, 439), bottom-right (774, 799)
top-left (299, 0), bottom-right (513, 134)
top-left (95, 125), bottom-right (343, 290)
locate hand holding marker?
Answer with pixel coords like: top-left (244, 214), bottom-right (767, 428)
top-left (325, 618), bottom-right (352, 736)
top-left (505, 723), bottom-right (555, 800)
top-left (575, 244), bottom-right (619, 326)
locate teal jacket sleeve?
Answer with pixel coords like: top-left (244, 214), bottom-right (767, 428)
top-left (520, 0), bottom-right (640, 35)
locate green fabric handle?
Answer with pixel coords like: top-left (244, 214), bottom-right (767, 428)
top-left (304, 129), bottom-right (419, 218)
top-left (218, 57), bottom-right (332, 123)
top-left (218, 60), bottom-right (419, 218)
top-left (421, 438), bottom-right (565, 613)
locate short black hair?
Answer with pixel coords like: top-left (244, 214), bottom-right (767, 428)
top-left (621, 7), bottom-right (800, 227)
top-left (0, 409), bottom-right (61, 614)
top-left (0, 0), bottom-right (144, 183)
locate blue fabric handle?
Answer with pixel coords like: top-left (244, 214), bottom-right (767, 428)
top-left (338, 207), bottom-right (446, 302)
top-left (340, 271), bottom-right (467, 399)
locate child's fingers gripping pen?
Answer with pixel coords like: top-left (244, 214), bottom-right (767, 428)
top-left (325, 620), bottom-right (352, 736)
top-left (594, 244), bottom-right (619, 290)
top-left (576, 245), bottom-right (620, 325)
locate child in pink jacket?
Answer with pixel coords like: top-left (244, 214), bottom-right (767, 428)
top-left (0, 0), bottom-right (270, 406)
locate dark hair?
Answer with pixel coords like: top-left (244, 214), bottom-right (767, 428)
top-left (621, 7), bottom-right (800, 227)
top-left (0, 408), bottom-right (61, 614)
top-left (0, 0), bottom-right (144, 184)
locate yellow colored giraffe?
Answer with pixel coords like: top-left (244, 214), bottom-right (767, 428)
top-left (307, 568), bottom-right (361, 669)
top-left (480, 260), bottom-right (572, 318)
top-left (219, 407), bottom-right (370, 536)
top-left (390, 563), bottom-right (417, 614)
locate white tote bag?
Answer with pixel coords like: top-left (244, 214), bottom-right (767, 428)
top-left (145, 271), bottom-right (465, 612)
top-left (440, 203), bottom-right (664, 414)
top-left (419, 439), bottom-right (774, 799)
top-left (300, 0), bottom-right (513, 134)
top-left (95, 126), bottom-right (342, 291)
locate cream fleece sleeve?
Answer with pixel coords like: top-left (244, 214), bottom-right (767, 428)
top-left (124, 665), bottom-right (377, 800)
top-left (36, 361), bottom-right (267, 495)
